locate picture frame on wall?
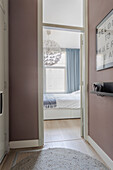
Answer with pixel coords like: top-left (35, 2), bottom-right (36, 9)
top-left (96, 9), bottom-right (113, 71)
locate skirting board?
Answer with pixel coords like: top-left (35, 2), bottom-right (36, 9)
top-left (87, 136), bottom-right (113, 170)
top-left (10, 140), bottom-right (40, 149)
top-left (0, 152), bottom-right (7, 164)
top-left (44, 108), bottom-right (81, 120)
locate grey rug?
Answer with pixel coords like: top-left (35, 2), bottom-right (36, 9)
top-left (11, 148), bottom-right (109, 170)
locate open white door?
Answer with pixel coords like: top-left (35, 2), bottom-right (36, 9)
top-left (80, 32), bottom-right (88, 139)
top-left (0, 1), bottom-right (5, 163)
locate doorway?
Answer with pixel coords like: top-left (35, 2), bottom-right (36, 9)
top-left (37, 0), bottom-right (88, 146)
top-left (43, 27), bottom-right (83, 143)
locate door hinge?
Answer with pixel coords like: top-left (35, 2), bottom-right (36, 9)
top-left (81, 38), bottom-right (84, 46)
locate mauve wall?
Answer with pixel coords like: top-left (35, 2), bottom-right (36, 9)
top-left (9, 0), bottom-right (39, 141)
top-left (88, 0), bottom-right (113, 160)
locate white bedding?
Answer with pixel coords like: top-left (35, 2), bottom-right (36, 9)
top-left (52, 90), bottom-right (80, 109)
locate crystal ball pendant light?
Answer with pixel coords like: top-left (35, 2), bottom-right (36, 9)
top-left (43, 30), bottom-right (61, 66)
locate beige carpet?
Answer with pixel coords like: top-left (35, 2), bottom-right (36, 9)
top-left (11, 148), bottom-right (108, 170)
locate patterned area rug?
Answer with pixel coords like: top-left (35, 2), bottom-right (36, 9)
top-left (11, 148), bottom-right (108, 170)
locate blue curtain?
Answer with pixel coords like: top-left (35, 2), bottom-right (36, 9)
top-left (66, 49), bottom-right (80, 93)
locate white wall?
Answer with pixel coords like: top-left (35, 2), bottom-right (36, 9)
top-left (43, 29), bottom-right (81, 49)
top-left (43, 0), bottom-right (83, 27)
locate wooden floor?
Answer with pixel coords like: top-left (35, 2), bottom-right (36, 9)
top-left (1, 119), bottom-right (106, 170)
top-left (44, 119), bottom-right (81, 142)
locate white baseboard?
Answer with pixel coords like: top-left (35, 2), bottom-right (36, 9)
top-left (0, 152), bottom-right (7, 164)
top-left (87, 136), bottom-right (113, 170)
top-left (10, 139), bottom-right (40, 149)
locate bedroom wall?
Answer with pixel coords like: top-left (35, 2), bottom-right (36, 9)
top-left (88, 0), bottom-right (113, 160)
top-left (43, 29), bottom-right (80, 49)
top-left (9, 0), bottom-right (39, 141)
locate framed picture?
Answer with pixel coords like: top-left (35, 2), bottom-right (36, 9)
top-left (96, 9), bottom-right (113, 71)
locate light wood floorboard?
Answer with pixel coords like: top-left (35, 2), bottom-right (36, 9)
top-left (1, 119), bottom-right (106, 169)
top-left (44, 119), bottom-right (81, 142)
top-left (1, 139), bottom-right (105, 170)
top-left (0, 151), bottom-right (16, 170)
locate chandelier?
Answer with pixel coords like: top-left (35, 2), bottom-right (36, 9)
top-left (43, 30), bottom-right (62, 66)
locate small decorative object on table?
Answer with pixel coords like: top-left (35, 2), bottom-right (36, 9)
top-left (93, 83), bottom-right (103, 92)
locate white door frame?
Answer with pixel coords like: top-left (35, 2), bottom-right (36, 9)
top-left (37, 0), bottom-right (44, 146)
top-left (0, 0), bottom-right (9, 162)
top-left (4, 0), bottom-right (9, 153)
top-left (37, 0), bottom-right (89, 146)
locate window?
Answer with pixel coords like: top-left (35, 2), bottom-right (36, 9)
top-left (43, 0), bottom-right (83, 27)
top-left (44, 51), bottom-right (66, 93)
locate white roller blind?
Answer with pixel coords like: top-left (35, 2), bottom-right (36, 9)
top-left (43, 0), bottom-right (83, 27)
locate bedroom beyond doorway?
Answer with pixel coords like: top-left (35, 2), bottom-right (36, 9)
top-left (43, 28), bottom-right (81, 120)
top-left (43, 28), bottom-right (82, 143)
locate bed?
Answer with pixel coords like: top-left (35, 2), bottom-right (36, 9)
top-left (43, 90), bottom-right (81, 120)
